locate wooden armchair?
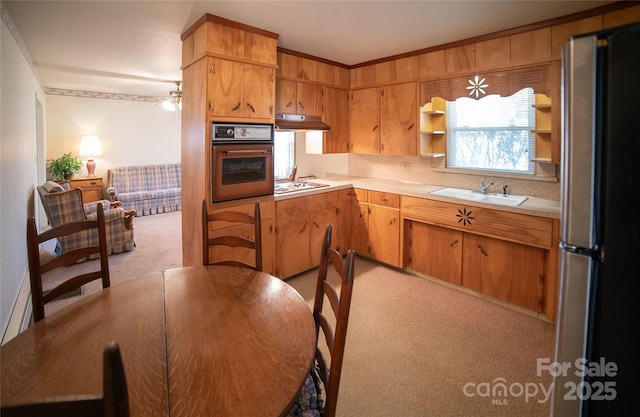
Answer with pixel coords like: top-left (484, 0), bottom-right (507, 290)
top-left (37, 181), bottom-right (136, 259)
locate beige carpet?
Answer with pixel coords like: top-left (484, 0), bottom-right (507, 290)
top-left (42, 210), bottom-right (555, 416)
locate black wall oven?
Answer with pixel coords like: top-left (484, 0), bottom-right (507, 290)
top-left (210, 122), bottom-right (274, 203)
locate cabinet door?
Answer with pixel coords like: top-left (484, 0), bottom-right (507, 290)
top-left (207, 58), bottom-right (244, 117)
top-left (275, 215), bottom-right (311, 278)
top-left (243, 64), bottom-right (275, 119)
top-left (275, 78), bottom-right (296, 114)
top-left (296, 81), bottom-right (322, 116)
top-left (324, 87), bottom-right (350, 153)
top-left (368, 204), bottom-right (400, 267)
top-left (309, 206), bottom-right (338, 266)
top-left (406, 221), bottom-right (462, 285)
top-left (381, 82), bottom-right (417, 155)
top-left (462, 233), bottom-right (545, 312)
top-left (350, 87), bottom-right (380, 153)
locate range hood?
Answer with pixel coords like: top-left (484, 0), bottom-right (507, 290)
top-left (274, 114), bottom-right (331, 131)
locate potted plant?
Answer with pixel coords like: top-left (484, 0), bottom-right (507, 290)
top-left (47, 153), bottom-right (83, 180)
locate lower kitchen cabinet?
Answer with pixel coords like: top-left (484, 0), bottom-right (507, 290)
top-left (366, 191), bottom-right (401, 267)
top-left (275, 191), bottom-right (338, 278)
top-left (336, 188), bottom-right (368, 255)
top-left (462, 233), bottom-right (545, 312)
top-left (406, 221), bottom-right (462, 285)
top-left (401, 195), bottom-right (558, 319)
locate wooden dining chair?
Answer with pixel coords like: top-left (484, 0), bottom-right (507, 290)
top-left (1, 341), bottom-right (129, 417)
top-left (202, 199), bottom-right (262, 271)
top-left (292, 223), bottom-right (355, 417)
top-left (27, 202), bottom-right (111, 323)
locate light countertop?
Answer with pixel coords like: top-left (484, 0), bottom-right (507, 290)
top-left (274, 174), bottom-right (561, 219)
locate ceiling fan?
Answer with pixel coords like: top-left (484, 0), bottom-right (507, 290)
top-left (162, 81), bottom-right (182, 111)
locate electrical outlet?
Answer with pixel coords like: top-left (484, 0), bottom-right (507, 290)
top-left (404, 163), bottom-right (412, 171)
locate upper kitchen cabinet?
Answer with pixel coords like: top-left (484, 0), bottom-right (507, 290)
top-left (181, 14), bottom-right (279, 124)
top-left (275, 79), bottom-right (323, 116)
top-left (182, 14), bottom-right (278, 68)
top-left (323, 86), bottom-right (350, 153)
top-left (207, 57), bottom-right (275, 120)
top-left (350, 82), bottom-right (417, 156)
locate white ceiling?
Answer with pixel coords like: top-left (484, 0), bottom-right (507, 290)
top-left (4, 0), bottom-right (613, 99)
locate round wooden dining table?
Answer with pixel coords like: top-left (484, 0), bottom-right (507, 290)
top-left (1, 265), bottom-right (316, 417)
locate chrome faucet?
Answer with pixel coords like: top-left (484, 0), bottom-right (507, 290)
top-left (480, 178), bottom-right (494, 194)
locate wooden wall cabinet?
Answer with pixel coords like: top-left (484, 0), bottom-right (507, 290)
top-left (275, 79), bottom-right (323, 116)
top-left (350, 82), bottom-right (417, 155)
top-left (323, 86), bottom-right (350, 153)
top-left (207, 57), bottom-right (275, 120)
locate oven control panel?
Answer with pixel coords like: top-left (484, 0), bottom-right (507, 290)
top-left (212, 123), bottom-right (273, 143)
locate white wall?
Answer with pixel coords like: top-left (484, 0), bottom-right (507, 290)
top-left (294, 132), bottom-right (349, 179)
top-left (46, 95), bottom-right (181, 180)
top-left (1, 14), bottom-right (46, 339)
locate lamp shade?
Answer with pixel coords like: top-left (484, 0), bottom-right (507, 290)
top-left (79, 135), bottom-right (103, 157)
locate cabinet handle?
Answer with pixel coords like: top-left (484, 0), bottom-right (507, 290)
top-left (389, 218), bottom-right (396, 225)
top-left (300, 224), bottom-right (307, 234)
top-left (313, 221), bottom-right (319, 229)
top-left (381, 197), bottom-right (389, 202)
top-left (372, 125), bottom-right (378, 132)
top-left (232, 102), bottom-right (241, 111)
top-left (298, 101), bottom-right (305, 109)
top-left (208, 101), bottom-right (214, 112)
top-left (407, 123), bottom-right (414, 131)
top-left (269, 225), bottom-right (273, 234)
top-left (450, 239), bottom-right (459, 247)
top-left (286, 101), bottom-right (293, 108)
top-left (246, 103), bottom-right (255, 113)
top-left (477, 245), bottom-right (488, 257)
top-left (209, 63), bottom-right (215, 73)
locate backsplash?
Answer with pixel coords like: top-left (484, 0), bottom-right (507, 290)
top-left (348, 154), bottom-right (561, 201)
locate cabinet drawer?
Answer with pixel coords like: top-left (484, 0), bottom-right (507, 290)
top-left (337, 187), bottom-right (367, 202)
top-left (70, 178), bottom-right (103, 189)
top-left (276, 191), bottom-right (338, 219)
top-left (368, 191), bottom-right (400, 208)
top-left (401, 196), bottom-right (553, 248)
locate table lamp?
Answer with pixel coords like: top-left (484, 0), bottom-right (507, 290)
top-left (79, 135), bottom-right (103, 177)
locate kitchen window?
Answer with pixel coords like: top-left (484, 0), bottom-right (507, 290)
top-left (274, 131), bottom-right (295, 180)
top-left (445, 87), bottom-right (535, 174)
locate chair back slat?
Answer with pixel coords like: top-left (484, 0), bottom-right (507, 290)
top-left (27, 203), bottom-right (111, 323)
top-left (202, 199), bottom-right (262, 271)
top-left (312, 224), bottom-right (355, 417)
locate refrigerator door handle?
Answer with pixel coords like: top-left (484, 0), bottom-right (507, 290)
top-left (559, 241), bottom-right (600, 258)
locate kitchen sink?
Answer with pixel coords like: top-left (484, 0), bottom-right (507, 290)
top-left (274, 181), bottom-right (329, 194)
top-left (430, 187), bottom-right (528, 207)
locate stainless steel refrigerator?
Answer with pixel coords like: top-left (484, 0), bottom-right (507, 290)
top-left (552, 22), bottom-right (640, 416)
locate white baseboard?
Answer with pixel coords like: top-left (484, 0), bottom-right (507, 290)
top-left (2, 272), bottom-right (32, 345)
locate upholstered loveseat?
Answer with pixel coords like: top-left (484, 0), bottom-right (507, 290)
top-left (37, 181), bottom-right (135, 259)
top-left (106, 163), bottom-right (181, 216)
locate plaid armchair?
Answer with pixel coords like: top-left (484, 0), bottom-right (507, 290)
top-left (37, 181), bottom-right (136, 260)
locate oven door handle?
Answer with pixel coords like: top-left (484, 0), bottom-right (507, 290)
top-left (221, 149), bottom-right (272, 155)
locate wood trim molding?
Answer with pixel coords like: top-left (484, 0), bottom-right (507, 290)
top-left (181, 13), bottom-right (280, 41)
